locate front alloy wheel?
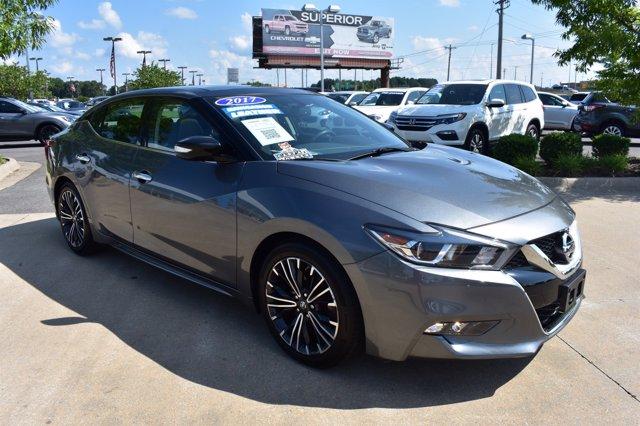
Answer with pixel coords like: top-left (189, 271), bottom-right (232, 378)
top-left (465, 128), bottom-right (486, 154)
top-left (57, 184), bottom-right (99, 255)
top-left (602, 124), bottom-right (623, 137)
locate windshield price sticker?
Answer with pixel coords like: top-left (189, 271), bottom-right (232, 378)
top-left (274, 147), bottom-right (314, 161)
top-left (214, 96), bottom-right (266, 106)
top-left (241, 117), bottom-right (294, 146)
top-left (222, 104), bottom-right (283, 118)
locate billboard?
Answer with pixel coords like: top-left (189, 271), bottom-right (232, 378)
top-left (260, 8), bottom-right (394, 60)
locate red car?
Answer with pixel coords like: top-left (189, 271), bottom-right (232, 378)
top-left (264, 14), bottom-right (309, 36)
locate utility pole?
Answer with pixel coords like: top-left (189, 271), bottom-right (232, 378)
top-left (197, 73), bottom-right (203, 85)
top-left (122, 72), bottom-right (130, 92)
top-left (96, 68), bottom-right (105, 94)
top-left (136, 50), bottom-right (152, 67)
top-left (489, 43), bottom-right (494, 79)
top-left (158, 58), bottom-right (170, 69)
top-left (301, 69), bottom-right (304, 87)
top-left (513, 65), bottom-right (518, 80)
top-left (178, 66), bottom-right (187, 85)
top-left (189, 70), bottom-right (197, 85)
top-left (276, 69), bottom-right (280, 87)
top-left (503, 68), bottom-right (507, 79)
top-left (445, 44), bottom-right (456, 81)
top-left (495, 0), bottom-right (509, 79)
top-left (540, 72), bottom-right (543, 88)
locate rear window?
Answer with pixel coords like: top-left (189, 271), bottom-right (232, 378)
top-left (570, 93), bottom-right (588, 102)
top-left (521, 85), bottom-right (537, 102)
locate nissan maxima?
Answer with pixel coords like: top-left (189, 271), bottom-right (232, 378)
top-left (45, 87), bottom-right (585, 368)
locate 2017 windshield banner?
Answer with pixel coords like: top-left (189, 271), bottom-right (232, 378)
top-left (261, 8), bottom-right (394, 59)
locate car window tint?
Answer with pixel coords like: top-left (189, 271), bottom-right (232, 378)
top-left (406, 91), bottom-right (425, 103)
top-left (350, 93), bottom-right (368, 104)
top-left (96, 99), bottom-right (145, 144)
top-left (521, 85), bottom-right (537, 102)
top-left (0, 100), bottom-right (24, 113)
top-left (488, 84), bottom-right (506, 103)
top-left (505, 84), bottom-right (523, 104)
top-left (145, 99), bottom-right (218, 152)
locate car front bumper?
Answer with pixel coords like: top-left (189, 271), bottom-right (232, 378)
top-left (391, 119), bottom-right (469, 147)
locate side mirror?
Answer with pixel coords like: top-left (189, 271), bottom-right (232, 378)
top-left (348, 101), bottom-right (359, 106)
top-left (486, 98), bottom-right (505, 108)
top-left (174, 136), bottom-right (235, 163)
top-left (406, 100), bottom-right (415, 105)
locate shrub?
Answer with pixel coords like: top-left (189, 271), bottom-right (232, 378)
top-left (592, 134), bottom-right (630, 158)
top-left (0, 155), bottom-right (6, 165)
top-left (553, 154), bottom-right (584, 176)
top-left (512, 156), bottom-right (541, 175)
top-left (539, 132), bottom-right (583, 165)
top-left (492, 134), bottom-right (539, 165)
top-left (596, 155), bottom-right (628, 175)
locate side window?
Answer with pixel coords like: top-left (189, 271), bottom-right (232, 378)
top-left (0, 101), bottom-right (24, 113)
top-left (488, 84), bottom-right (506, 103)
top-left (521, 85), bottom-right (537, 102)
top-left (350, 93), bottom-right (367, 104)
top-left (505, 84), bottom-right (524, 104)
top-left (96, 99), bottom-right (145, 144)
top-left (406, 91), bottom-right (424, 103)
top-left (145, 99), bottom-right (218, 152)
top-left (539, 94), bottom-right (551, 106)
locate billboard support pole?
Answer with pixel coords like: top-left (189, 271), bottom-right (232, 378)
top-left (381, 66), bottom-right (390, 88)
top-left (319, 14), bottom-right (325, 91)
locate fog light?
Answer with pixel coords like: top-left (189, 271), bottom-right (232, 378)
top-left (424, 320), bottom-right (499, 336)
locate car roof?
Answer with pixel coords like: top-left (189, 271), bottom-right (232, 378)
top-left (371, 87), bottom-right (425, 93)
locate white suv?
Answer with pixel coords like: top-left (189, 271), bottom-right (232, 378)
top-left (353, 87), bottom-right (427, 123)
top-left (388, 80), bottom-right (544, 153)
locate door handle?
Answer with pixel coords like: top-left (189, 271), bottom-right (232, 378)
top-left (133, 171), bottom-right (152, 184)
top-left (75, 154), bottom-right (91, 164)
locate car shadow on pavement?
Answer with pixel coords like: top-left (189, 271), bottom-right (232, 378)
top-left (0, 217), bottom-right (532, 409)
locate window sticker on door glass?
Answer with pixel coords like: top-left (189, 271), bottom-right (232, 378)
top-left (222, 104), bottom-right (283, 119)
top-left (240, 117), bottom-right (294, 146)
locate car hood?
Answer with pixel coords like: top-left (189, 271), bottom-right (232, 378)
top-left (353, 105), bottom-right (398, 121)
top-left (30, 111), bottom-right (74, 121)
top-left (277, 145), bottom-right (556, 229)
top-left (396, 103), bottom-right (478, 116)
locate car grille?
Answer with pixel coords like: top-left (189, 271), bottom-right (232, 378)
top-left (358, 28), bottom-right (368, 34)
top-left (394, 116), bottom-right (436, 131)
top-left (504, 251), bottom-right (529, 269)
top-left (504, 230), bottom-right (568, 270)
top-left (535, 301), bottom-right (563, 331)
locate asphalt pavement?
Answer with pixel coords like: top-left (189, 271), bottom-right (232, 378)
top-left (0, 141), bottom-right (639, 423)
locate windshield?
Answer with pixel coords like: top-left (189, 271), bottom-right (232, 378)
top-left (326, 93), bottom-right (349, 103)
top-left (284, 15), bottom-right (298, 21)
top-left (12, 99), bottom-right (40, 113)
top-left (359, 91), bottom-right (405, 106)
top-left (211, 94), bottom-right (408, 161)
top-left (417, 84), bottom-right (488, 105)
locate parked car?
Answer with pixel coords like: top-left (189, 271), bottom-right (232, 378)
top-left (353, 87), bottom-right (427, 123)
top-left (263, 14), bottom-right (309, 36)
top-left (573, 99), bottom-right (639, 137)
top-left (32, 98), bottom-right (56, 107)
top-left (388, 80), bottom-right (544, 153)
top-left (45, 86), bottom-right (585, 367)
top-left (357, 20), bottom-right (392, 44)
top-left (323, 91), bottom-right (369, 106)
top-left (28, 102), bottom-right (83, 117)
top-left (86, 96), bottom-right (110, 107)
top-left (57, 99), bottom-right (87, 113)
top-left (0, 97), bottom-right (72, 143)
top-left (538, 92), bottom-right (579, 131)
top-left (567, 92), bottom-right (594, 105)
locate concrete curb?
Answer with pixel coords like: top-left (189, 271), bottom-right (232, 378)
top-left (538, 176), bottom-right (640, 193)
top-left (0, 158), bottom-right (20, 181)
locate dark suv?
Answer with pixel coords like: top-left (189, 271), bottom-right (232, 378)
top-left (356, 20), bottom-right (391, 44)
top-left (573, 92), bottom-right (639, 137)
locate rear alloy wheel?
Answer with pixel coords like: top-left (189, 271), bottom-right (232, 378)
top-left (602, 123), bottom-right (624, 137)
top-left (37, 124), bottom-right (61, 145)
top-left (57, 184), bottom-right (98, 255)
top-left (259, 243), bottom-right (363, 368)
top-left (526, 123), bottom-right (540, 140)
top-left (373, 34), bottom-right (379, 43)
top-left (464, 127), bottom-right (487, 154)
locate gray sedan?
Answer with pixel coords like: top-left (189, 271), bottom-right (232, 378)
top-left (0, 97), bottom-right (72, 144)
top-left (45, 86), bottom-right (585, 367)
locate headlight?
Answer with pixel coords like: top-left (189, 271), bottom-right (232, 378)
top-left (365, 224), bottom-right (514, 269)
top-left (434, 113), bottom-right (466, 125)
top-left (388, 111), bottom-right (397, 124)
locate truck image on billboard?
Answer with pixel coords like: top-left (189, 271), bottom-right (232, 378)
top-left (261, 8), bottom-right (394, 59)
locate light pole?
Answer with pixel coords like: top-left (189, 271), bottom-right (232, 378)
top-left (29, 57), bottom-right (42, 72)
top-left (159, 58), bottom-right (170, 69)
top-left (197, 73), bottom-right (203, 85)
top-left (521, 33), bottom-right (535, 84)
top-left (302, 3), bottom-right (341, 92)
top-left (103, 36), bottom-right (122, 94)
top-left (178, 66), bottom-right (187, 85)
top-left (122, 72), bottom-right (130, 92)
top-left (137, 50), bottom-right (152, 67)
top-left (96, 68), bottom-right (106, 94)
top-left (189, 70), bottom-right (197, 85)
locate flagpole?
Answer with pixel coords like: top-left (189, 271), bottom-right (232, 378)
top-left (104, 36), bottom-right (122, 94)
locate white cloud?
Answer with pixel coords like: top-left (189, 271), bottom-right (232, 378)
top-left (208, 48), bottom-right (258, 84)
top-left (468, 25), bottom-right (479, 32)
top-left (229, 35), bottom-right (250, 52)
top-left (241, 12), bottom-right (253, 32)
top-left (98, 2), bottom-right (122, 29)
top-left (49, 19), bottom-right (79, 48)
top-left (165, 6), bottom-right (198, 20)
top-left (411, 36), bottom-right (445, 53)
top-left (439, 0), bottom-right (460, 6)
top-left (77, 19), bottom-right (105, 30)
top-left (116, 31), bottom-right (168, 59)
top-left (76, 51), bottom-right (91, 60)
top-left (94, 48), bottom-right (105, 57)
top-left (51, 61), bottom-right (74, 74)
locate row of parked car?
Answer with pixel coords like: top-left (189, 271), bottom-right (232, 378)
top-left (322, 83), bottom-right (639, 153)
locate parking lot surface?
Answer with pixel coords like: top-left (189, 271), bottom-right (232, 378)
top-left (0, 142), bottom-right (639, 423)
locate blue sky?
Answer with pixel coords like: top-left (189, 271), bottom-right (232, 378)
top-left (11, 0), bottom-right (590, 87)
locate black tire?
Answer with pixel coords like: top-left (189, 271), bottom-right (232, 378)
top-left (285, 26), bottom-right (290, 36)
top-left (265, 25), bottom-right (270, 34)
top-left (526, 122), bottom-right (540, 140)
top-left (56, 183), bottom-right (99, 255)
top-left (258, 242), bottom-right (364, 368)
top-left (600, 121), bottom-right (625, 137)
top-left (373, 34), bottom-right (379, 43)
top-left (464, 126), bottom-right (488, 154)
top-left (37, 124), bottom-right (61, 145)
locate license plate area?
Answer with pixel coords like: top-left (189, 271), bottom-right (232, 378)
top-left (558, 269), bottom-right (586, 313)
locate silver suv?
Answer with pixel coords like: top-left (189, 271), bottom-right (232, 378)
top-left (0, 97), bottom-right (73, 144)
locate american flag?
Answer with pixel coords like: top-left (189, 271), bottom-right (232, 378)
top-left (109, 43), bottom-right (116, 79)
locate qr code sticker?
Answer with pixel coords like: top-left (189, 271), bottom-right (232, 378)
top-left (260, 129), bottom-right (279, 140)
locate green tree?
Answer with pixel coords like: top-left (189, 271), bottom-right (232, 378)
top-left (77, 80), bottom-right (105, 97)
top-left (0, 64), bottom-right (30, 98)
top-left (0, 0), bottom-right (57, 59)
top-left (128, 64), bottom-right (182, 90)
top-left (47, 76), bottom-right (65, 98)
top-left (532, 0), bottom-right (640, 106)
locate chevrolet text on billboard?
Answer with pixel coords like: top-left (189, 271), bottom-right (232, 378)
top-left (261, 8), bottom-right (394, 59)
